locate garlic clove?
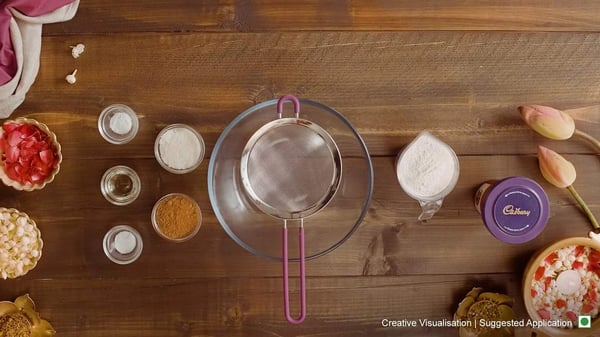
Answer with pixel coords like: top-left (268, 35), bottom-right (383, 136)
top-left (69, 43), bottom-right (85, 58)
top-left (65, 69), bottom-right (77, 84)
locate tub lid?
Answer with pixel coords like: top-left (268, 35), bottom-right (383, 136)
top-left (482, 176), bottom-right (550, 244)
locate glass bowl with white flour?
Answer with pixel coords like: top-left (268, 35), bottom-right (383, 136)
top-left (154, 124), bottom-right (205, 174)
top-left (396, 131), bottom-right (460, 221)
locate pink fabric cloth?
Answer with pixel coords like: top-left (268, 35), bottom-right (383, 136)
top-left (0, 0), bottom-right (74, 85)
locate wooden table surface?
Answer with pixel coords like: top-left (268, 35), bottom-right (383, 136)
top-left (1, 1), bottom-right (600, 336)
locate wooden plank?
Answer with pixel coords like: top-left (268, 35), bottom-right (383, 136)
top-left (19, 32), bottom-right (600, 156)
top-left (0, 274), bottom-right (528, 337)
top-left (0, 155), bottom-right (597, 279)
top-left (43, 0), bottom-right (600, 34)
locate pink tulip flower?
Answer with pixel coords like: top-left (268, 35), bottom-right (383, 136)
top-left (537, 145), bottom-right (576, 188)
top-left (537, 145), bottom-right (598, 229)
top-left (520, 105), bottom-right (575, 140)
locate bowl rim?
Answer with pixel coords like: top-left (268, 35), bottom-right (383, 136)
top-left (0, 207), bottom-right (42, 278)
top-left (151, 193), bottom-right (202, 242)
top-left (0, 117), bottom-right (63, 191)
top-left (523, 236), bottom-right (600, 335)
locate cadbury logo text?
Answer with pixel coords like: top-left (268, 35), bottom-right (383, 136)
top-left (502, 205), bottom-right (530, 216)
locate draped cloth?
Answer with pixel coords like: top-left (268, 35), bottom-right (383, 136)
top-left (0, 0), bottom-right (79, 118)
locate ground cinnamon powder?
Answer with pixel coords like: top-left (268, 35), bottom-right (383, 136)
top-left (155, 195), bottom-right (200, 239)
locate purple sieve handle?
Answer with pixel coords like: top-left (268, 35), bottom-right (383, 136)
top-left (282, 219), bottom-right (306, 324)
top-left (277, 95), bottom-right (300, 118)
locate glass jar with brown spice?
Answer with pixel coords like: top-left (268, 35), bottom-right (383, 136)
top-left (151, 193), bottom-right (201, 242)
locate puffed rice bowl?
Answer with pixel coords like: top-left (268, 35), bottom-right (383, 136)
top-left (0, 208), bottom-right (43, 279)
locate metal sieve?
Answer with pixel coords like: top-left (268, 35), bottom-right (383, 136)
top-left (240, 95), bottom-right (342, 324)
top-left (240, 100), bottom-right (341, 219)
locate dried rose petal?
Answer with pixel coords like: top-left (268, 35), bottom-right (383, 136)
top-left (544, 277), bottom-right (552, 292)
top-left (5, 146), bottom-right (19, 163)
top-left (545, 252), bottom-right (558, 264)
top-left (583, 303), bottom-right (594, 313)
top-left (5, 163), bottom-right (20, 181)
top-left (39, 150), bottom-right (53, 165)
top-left (566, 311), bottom-right (577, 321)
top-left (20, 139), bottom-right (38, 150)
top-left (585, 289), bottom-right (598, 303)
top-left (590, 249), bottom-right (600, 263)
top-left (19, 147), bottom-right (38, 161)
top-left (29, 172), bottom-right (42, 184)
top-left (2, 123), bottom-right (18, 133)
top-left (537, 308), bottom-right (552, 320)
top-left (19, 124), bottom-right (37, 138)
top-left (535, 266), bottom-right (545, 281)
top-left (531, 289), bottom-right (538, 298)
top-left (7, 130), bottom-right (22, 147)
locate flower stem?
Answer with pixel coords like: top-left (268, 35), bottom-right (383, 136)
top-left (567, 185), bottom-right (599, 230)
top-left (574, 129), bottom-right (600, 152)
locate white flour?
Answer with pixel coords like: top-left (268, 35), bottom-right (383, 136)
top-left (397, 132), bottom-right (458, 198)
top-left (158, 127), bottom-right (202, 170)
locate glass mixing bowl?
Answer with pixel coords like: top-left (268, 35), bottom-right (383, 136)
top-left (208, 98), bottom-right (373, 261)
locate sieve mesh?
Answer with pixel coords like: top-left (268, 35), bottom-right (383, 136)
top-left (244, 121), bottom-right (338, 218)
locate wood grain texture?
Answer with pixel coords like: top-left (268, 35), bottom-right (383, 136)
top-left (21, 32), bottom-right (600, 157)
top-left (2, 1), bottom-right (600, 336)
top-left (0, 275), bottom-right (526, 337)
top-left (43, 0), bottom-right (600, 34)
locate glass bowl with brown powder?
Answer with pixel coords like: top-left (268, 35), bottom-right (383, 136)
top-left (151, 193), bottom-right (201, 242)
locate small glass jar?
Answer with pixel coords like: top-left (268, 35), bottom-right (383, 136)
top-left (154, 124), bottom-right (205, 174)
top-left (100, 165), bottom-right (141, 206)
top-left (474, 176), bottom-right (550, 244)
top-left (103, 225), bottom-right (143, 265)
top-left (98, 104), bottom-right (139, 144)
top-left (151, 193), bottom-right (202, 242)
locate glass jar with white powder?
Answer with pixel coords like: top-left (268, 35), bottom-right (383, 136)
top-left (154, 124), bottom-right (205, 174)
top-left (396, 131), bottom-right (460, 221)
top-left (103, 225), bottom-right (143, 265)
top-left (98, 104), bottom-right (139, 144)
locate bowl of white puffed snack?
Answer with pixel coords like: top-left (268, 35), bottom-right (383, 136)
top-left (0, 208), bottom-right (43, 279)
